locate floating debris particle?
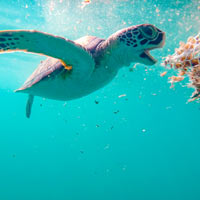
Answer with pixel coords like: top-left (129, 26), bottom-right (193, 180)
top-left (95, 100), bottom-right (99, 104)
top-left (155, 8), bottom-right (160, 13)
top-left (168, 76), bottom-right (184, 82)
top-left (81, 0), bottom-right (91, 9)
top-left (113, 110), bottom-right (119, 114)
top-left (160, 71), bottom-right (167, 77)
top-left (118, 94), bottom-right (127, 98)
top-left (142, 129), bottom-right (146, 133)
top-left (49, 1), bottom-right (55, 12)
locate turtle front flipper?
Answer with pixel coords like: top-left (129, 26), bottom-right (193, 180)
top-left (26, 94), bottom-right (34, 118)
top-left (0, 30), bottom-right (95, 80)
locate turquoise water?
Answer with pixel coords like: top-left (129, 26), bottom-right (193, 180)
top-left (0, 0), bottom-right (200, 200)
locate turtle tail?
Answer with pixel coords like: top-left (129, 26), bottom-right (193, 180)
top-left (26, 94), bottom-right (34, 118)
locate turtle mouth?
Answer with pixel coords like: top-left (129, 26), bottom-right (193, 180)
top-left (140, 32), bottom-right (166, 65)
top-left (140, 46), bottom-right (162, 64)
top-left (143, 49), bottom-right (157, 63)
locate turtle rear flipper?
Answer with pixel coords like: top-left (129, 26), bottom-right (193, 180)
top-left (26, 94), bottom-right (34, 118)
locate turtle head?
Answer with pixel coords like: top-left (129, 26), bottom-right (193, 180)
top-left (109, 24), bottom-right (165, 66)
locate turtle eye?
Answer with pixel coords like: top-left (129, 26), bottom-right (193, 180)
top-left (140, 25), bottom-right (157, 39)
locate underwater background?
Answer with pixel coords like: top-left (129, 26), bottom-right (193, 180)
top-left (0, 0), bottom-right (200, 200)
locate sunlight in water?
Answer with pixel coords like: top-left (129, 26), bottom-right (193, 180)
top-left (0, 1), bottom-right (200, 200)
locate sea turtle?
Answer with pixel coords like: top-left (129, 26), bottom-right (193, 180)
top-left (0, 24), bottom-right (165, 118)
